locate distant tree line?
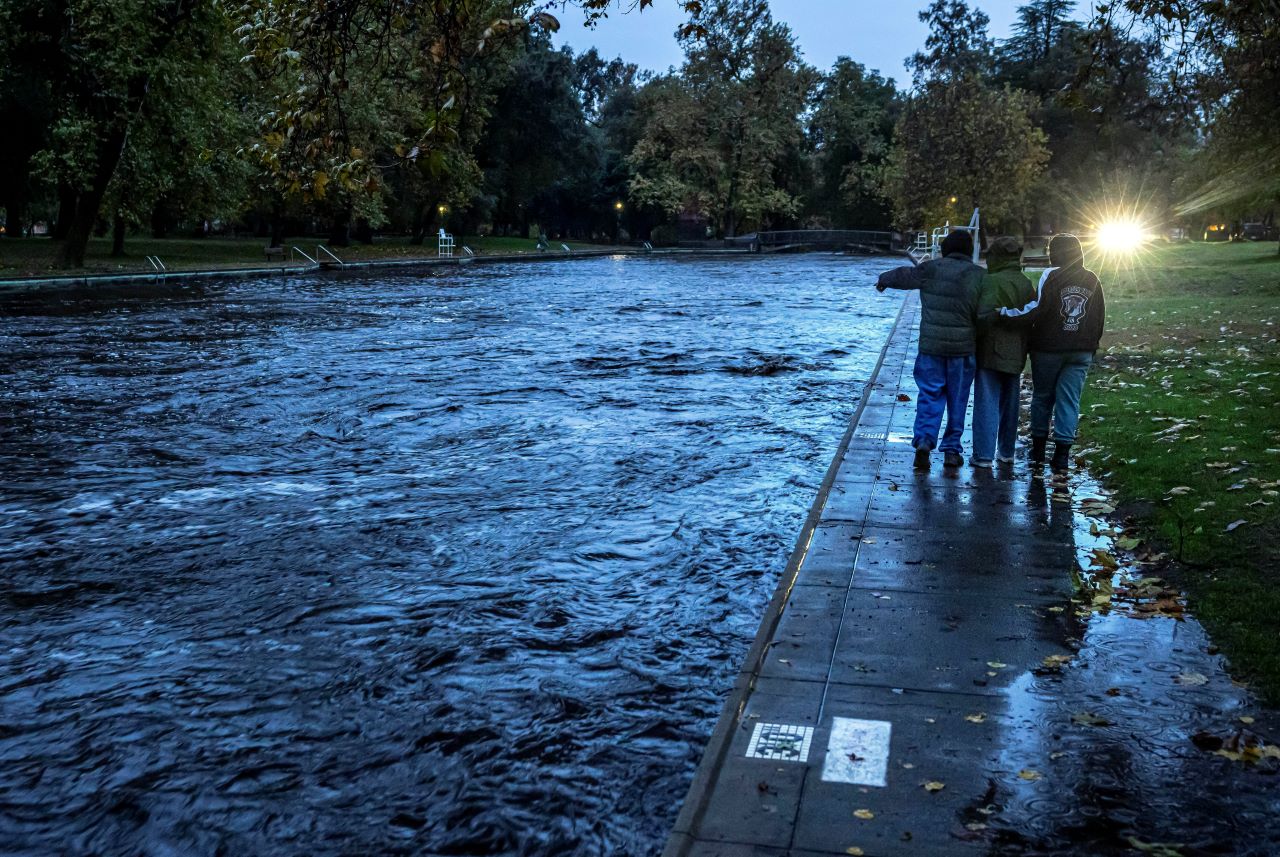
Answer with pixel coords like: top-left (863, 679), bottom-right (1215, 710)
top-left (0, 0), bottom-right (1274, 266)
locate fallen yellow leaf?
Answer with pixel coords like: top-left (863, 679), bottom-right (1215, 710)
top-left (1018, 769), bottom-right (1042, 781)
top-left (845, 848), bottom-right (864, 856)
top-left (965, 713), bottom-right (987, 724)
top-left (923, 781), bottom-right (945, 792)
top-left (853, 809), bottom-right (874, 820)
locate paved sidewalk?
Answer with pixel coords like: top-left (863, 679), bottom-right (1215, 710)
top-left (665, 294), bottom-right (1280, 856)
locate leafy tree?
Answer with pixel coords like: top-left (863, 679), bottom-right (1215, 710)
top-left (884, 76), bottom-right (1049, 230)
top-left (476, 37), bottom-right (601, 236)
top-left (996, 1), bottom-right (1184, 232)
top-left (909, 0), bottom-right (995, 85)
top-left (1089, 1), bottom-right (1280, 247)
top-left (16, 0), bottom-right (224, 266)
top-left (101, 16), bottom-right (254, 255)
top-left (0, 0), bottom-right (57, 238)
top-left (628, 0), bottom-right (814, 237)
top-left (807, 59), bottom-right (900, 228)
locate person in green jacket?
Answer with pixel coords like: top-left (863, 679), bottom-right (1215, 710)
top-left (970, 236), bottom-right (1036, 467)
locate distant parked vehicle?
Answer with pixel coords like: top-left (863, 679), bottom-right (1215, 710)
top-left (1241, 222), bottom-right (1278, 241)
top-left (1167, 227), bottom-right (1189, 242)
top-left (1203, 222), bottom-right (1229, 242)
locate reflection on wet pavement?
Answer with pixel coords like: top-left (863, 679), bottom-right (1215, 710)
top-left (670, 300), bottom-right (1280, 857)
top-left (0, 255), bottom-right (899, 855)
top-left (985, 467), bottom-right (1280, 856)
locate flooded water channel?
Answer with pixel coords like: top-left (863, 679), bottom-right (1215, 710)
top-left (0, 254), bottom-right (899, 855)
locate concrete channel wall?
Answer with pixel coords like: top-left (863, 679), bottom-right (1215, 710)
top-left (0, 248), bottom-right (654, 293)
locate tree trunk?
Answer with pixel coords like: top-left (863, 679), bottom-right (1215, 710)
top-left (57, 112), bottom-right (133, 268)
top-left (111, 214), bottom-right (126, 257)
top-left (51, 185), bottom-right (77, 241)
top-left (409, 203), bottom-right (427, 245)
top-left (354, 217), bottom-right (373, 245)
top-left (1, 192), bottom-right (25, 238)
top-left (327, 209), bottom-right (351, 247)
top-left (270, 213), bottom-right (285, 247)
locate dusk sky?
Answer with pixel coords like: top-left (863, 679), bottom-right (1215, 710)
top-left (554, 0), bottom-right (1041, 86)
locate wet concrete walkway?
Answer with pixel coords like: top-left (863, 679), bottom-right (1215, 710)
top-left (665, 294), bottom-right (1280, 857)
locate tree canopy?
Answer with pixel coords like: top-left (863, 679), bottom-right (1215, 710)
top-left (0, 0), bottom-right (1275, 264)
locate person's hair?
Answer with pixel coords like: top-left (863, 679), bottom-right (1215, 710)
top-left (1048, 233), bottom-right (1084, 268)
top-left (987, 235), bottom-right (1022, 260)
top-left (940, 229), bottom-right (973, 258)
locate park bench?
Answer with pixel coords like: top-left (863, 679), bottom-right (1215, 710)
top-left (265, 245), bottom-right (286, 262)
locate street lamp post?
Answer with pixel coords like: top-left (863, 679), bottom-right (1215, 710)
top-left (614, 201), bottom-right (624, 244)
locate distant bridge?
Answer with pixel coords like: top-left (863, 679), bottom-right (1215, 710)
top-left (728, 229), bottom-right (898, 253)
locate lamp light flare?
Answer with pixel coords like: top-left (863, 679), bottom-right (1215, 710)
top-left (1095, 220), bottom-right (1147, 254)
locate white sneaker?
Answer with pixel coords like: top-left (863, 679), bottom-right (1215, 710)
top-left (970, 457), bottom-right (993, 468)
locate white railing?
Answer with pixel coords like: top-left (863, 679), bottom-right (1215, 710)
top-left (921, 208), bottom-right (981, 262)
top-left (438, 229), bottom-right (455, 257)
top-left (145, 255), bottom-right (166, 272)
top-left (290, 246), bottom-right (318, 267)
top-left (317, 245), bottom-right (344, 267)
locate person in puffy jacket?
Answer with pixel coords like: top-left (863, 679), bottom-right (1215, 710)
top-left (876, 229), bottom-right (984, 469)
top-left (971, 236), bottom-right (1036, 468)
top-left (998, 233), bottom-right (1106, 473)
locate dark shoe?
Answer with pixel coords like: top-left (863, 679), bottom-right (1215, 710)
top-left (970, 457), bottom-right (993, 468)
top-left (943, 451), bottom-right (963, 468)
top-left (1030, 436), bottom-right (1048, 463)
top-left (1050, 442), bottom-right (1072, 473)
top-left (913, 447), bottom-right (931, 470)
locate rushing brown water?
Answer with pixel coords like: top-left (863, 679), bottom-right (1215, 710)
top-left (0, 254), bottom-right (898, 855)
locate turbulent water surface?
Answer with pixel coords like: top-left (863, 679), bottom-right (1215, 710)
top-left (0, 254), bottom-right (898, 856)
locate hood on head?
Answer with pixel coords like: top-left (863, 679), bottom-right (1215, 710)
top-left (986, 236), bottom-right (1023, 272)
top-left (1048, 233), bottom-right (1084, 268)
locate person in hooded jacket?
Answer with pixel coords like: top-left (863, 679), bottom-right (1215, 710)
top-left (971, 236), bottom-right (1036, 468)
top-left (876, 229), bottom-right (984, 469)
top-left (998, 233), bottom-right (1105, 473)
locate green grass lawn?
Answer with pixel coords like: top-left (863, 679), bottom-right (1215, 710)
top-left (0, 234), bottom-right (618, 279)
top-left (1080, 239), bottom-right (1280, 702)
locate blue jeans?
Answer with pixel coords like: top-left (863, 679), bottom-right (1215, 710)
top-left (972, 368), bottom-right (1022, 462)
top-left (1029, 351), bottom-right (1094, 444)
top-left (912, 353), bottom-right (976, 454)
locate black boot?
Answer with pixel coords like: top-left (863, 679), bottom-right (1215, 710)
top-left (913, 447), bottom-right (931, 470)
top-left (1030, 436), bottom-right (1048, 463)
top-left (1050, 442), bottom-right (1072, 474)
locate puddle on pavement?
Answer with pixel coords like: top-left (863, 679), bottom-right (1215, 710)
top-left (963, 465), bottom-right (1280, 856)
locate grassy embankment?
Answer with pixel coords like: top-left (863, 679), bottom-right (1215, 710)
top-left (1080, 240), bottom-right (1280, 703)
top-left (0, 234), bottom-right (617, 279)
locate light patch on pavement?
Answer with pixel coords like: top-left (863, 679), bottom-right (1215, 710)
top-left (821, 717), bottom-right (892, 787)
top-left (854, 427), bottom-right (887, 440)
top-left (745, 722), bottom-right (814, 762)
top-left (886, 432), bottom-right (913, 444)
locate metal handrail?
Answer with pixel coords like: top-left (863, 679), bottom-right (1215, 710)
top-left (290, 246), bottom-right (318, 266)
top-left (317, 245), bottom-right (344, 267)
top-left (145, 255), bottom-right (166, 272)
top-left (560, 243), bottom-right (572, 253)
top-left (461, 245), bottom-right (475, 256)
